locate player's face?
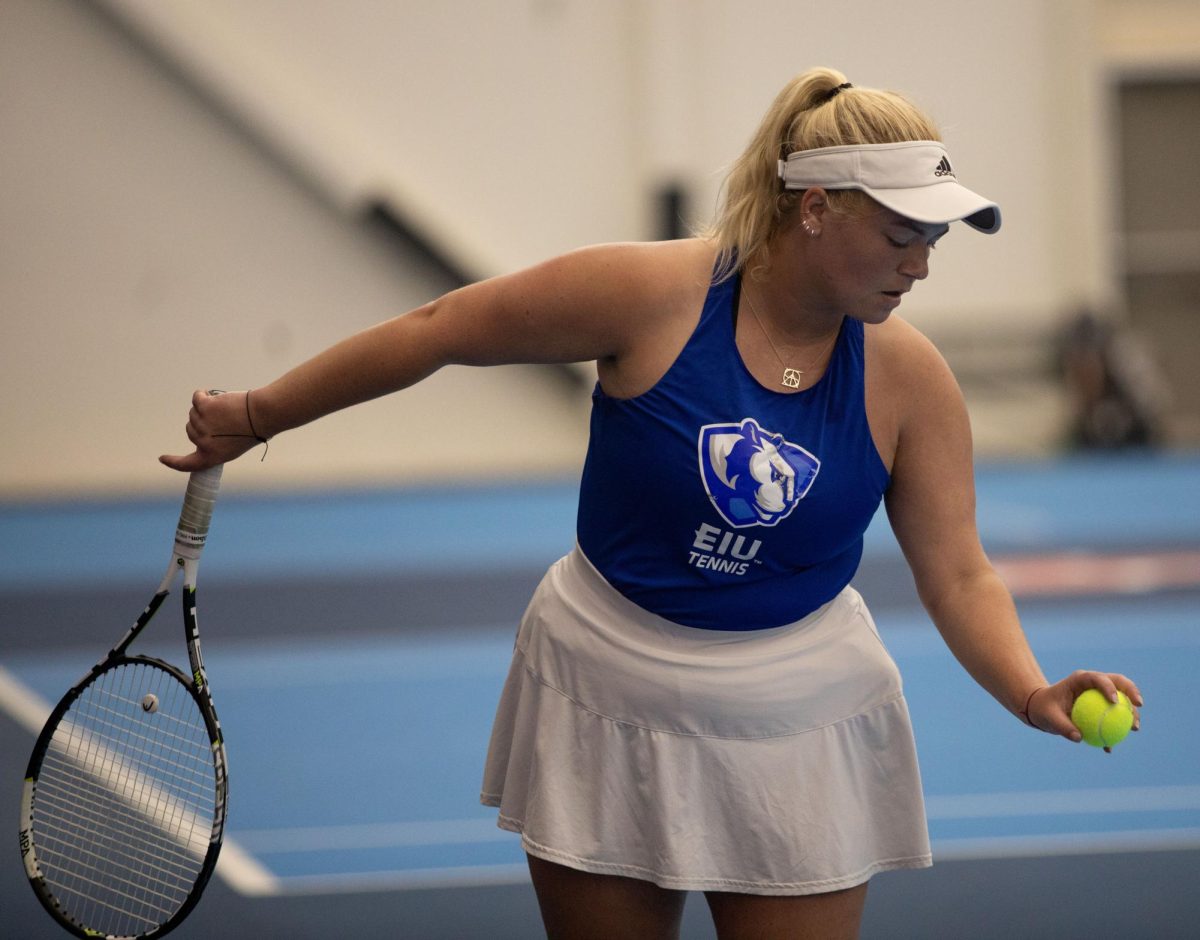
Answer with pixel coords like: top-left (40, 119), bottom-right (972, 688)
top-left (808, 205), bottom-right (949, 324)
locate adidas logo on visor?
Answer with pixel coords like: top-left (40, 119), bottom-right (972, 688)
top-left (934, 156), bottom-right (955, 178)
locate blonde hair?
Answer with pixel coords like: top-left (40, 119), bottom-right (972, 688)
top-left (707, 67), bottom-right (942, 281)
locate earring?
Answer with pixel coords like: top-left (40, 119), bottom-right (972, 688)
top-left (802, 219), bottom-right (817, 237)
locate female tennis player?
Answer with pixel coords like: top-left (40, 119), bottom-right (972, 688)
top-left (162, 67), bottom-right (1144, 939)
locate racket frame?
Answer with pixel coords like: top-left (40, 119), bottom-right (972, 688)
top-left (19, 467), bottom-right (228, 940)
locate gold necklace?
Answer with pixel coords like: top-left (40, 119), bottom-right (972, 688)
top-left (742, 286), bottom-right (839, 389)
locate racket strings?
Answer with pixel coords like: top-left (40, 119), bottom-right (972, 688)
top-left (30, 661), bottom-right (218, 936)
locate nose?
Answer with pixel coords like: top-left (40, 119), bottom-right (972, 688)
top-left (898, 244), bottom-right (931, 281)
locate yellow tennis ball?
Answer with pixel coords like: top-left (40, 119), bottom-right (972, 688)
top-left (1071, 689), bottom-right (1134, 748)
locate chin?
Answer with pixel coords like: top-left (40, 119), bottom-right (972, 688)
top-left (854, 307), bottom-right (894, 326)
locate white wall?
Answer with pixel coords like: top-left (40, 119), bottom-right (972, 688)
top-left (95, 0), bottom-right (1114, 326)
top-left (0, 0), bottom-right (592, 498)
top-left (2, 0), bottom-right (1182, 499)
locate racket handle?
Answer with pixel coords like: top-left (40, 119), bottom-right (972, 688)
top-left (175, 466), bottom-right (224, 559)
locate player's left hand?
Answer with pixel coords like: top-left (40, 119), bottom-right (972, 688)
top-left (1024, 670), bottom-right (1143, 750)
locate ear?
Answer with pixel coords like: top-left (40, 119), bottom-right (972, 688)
top-left (798, 187), bottom-right (829, 234)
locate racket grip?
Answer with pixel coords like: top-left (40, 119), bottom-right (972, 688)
top-left (175, 465), bottom-right (224, 559)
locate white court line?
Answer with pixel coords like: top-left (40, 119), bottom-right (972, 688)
top-left (263, 831), bottom-right (1200, 895)
top-left (269, 864), bottom-right (532, 895)
top-left (0, 663), bottom-right (280, 898)
top-left (215, 840), bottom-right (282, 897)
top-left (233, 788), bottom-right (1200, 855)
top-left (0, 663), bottom-right (55, 735)
top-left (230, 790), bottom-right (1200, 895)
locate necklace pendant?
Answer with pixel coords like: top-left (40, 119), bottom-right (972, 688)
top-left (781, 368), bottom-right (803, 389)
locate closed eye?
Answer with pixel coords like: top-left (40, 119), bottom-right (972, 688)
top-left (888, 236), bottom-right (937, 250)
top-left (888, 221), bottom-right (949, 250)
top-left (888, 233), bottom-right (941, 250)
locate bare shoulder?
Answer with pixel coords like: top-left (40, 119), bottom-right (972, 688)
top-left (867, 315), bottom-right (961, 401)
top-left (528, 237), bottom-right (712, 284)
top-left (431, 237), bottom-right (714, 371)
top-left (554, 238), bottom-right (717, 397)
top-left (507, 238), bottom-right (712, 342)
top-left (548, 238), bottom-right (714, 311)
top-left (864, 315), bottom-right (967, 470)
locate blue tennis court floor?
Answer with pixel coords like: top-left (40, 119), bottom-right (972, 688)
top-left (2, 452), bottom-right (1198, 938)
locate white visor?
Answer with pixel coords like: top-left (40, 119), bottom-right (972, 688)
top-left (778, 140), bottom-right (1000, 234)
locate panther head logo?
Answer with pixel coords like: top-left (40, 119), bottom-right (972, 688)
top-left (698, 418), bottom-right (820, 528)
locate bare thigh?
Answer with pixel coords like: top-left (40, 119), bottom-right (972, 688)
top-left (527, 854), bottom-right (688, 940)
top-left (704, 883), bottom-right (869, 940)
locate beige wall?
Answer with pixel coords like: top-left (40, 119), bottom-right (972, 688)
top-left (1, 0), bottom-right (594, 498)
top-left (95, 0), bottom-right (1114, 323)
top-left (2, 0), bottom-right (1194, 498)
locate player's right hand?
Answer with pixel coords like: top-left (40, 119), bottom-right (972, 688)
top-left (159, 389), bottom-right (263, 472)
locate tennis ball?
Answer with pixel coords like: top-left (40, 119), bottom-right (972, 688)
top-left (1071, 689), bottom-right (1134, 748)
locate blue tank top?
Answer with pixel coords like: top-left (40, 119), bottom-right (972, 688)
top-left (575, 269), bottom-right (890, 630)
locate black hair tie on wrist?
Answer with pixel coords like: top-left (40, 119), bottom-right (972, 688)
top-left (822, 81), bottom-right (853, 102)
top-left (212, 388), bottom-right (270, 461)
top-left (1019, 686), bottom-right (1048, 730)
top-left (242, 388), bottom-right (270, 461)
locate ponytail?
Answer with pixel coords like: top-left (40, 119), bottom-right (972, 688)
top-left (706, 67), bottom-right (941, 282)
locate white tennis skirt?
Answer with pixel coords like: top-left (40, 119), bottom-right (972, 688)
top-left (480, 547), bottom-right (932, 895)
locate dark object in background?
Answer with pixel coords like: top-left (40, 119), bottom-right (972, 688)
top-left (1058, 309), bottom-right (1171, 449)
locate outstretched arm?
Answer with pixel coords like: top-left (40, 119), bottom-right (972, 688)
top-left (160, 241), bottom-right (686, 472)
top-left (883, 331), bottom-right (1143, 743)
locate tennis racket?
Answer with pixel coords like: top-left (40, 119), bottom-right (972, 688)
top-left (19, 466), bottom-right (228, 940)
